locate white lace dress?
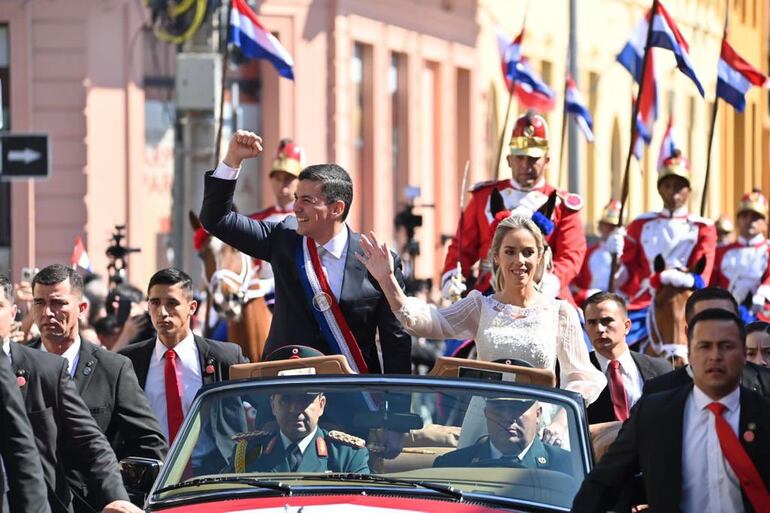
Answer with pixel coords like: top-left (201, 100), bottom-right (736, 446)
top-left (396, 290), bottom-right (606, 446)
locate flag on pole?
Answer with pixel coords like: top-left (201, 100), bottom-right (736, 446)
top-left (565, 74), bottom-right (594, 142)
top-left (657, 117), bottom-right (679, 169)
top-left (496, 26), bottom-right (556, 112)
top-left (648, 1), bottom-right (704, 96)
top-left (633, 51), bottom-right (658, 160)
top-left (70, 236), bottom-right (92, 272)
top-left (617, 10), bottom-right (649, 82)
top-left (716, 39), bottom-right (770, 113)
top-left (229, 0), bottom-right (294, 80)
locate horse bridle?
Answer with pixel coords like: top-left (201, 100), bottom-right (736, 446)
top-left (208, 250), bottom-right (263, 320)
top-left (645, 295), bottom-right (689, 363)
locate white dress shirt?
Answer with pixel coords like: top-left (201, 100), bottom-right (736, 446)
top-left (279, 427), bottom-right (318, 455)
top-left (144, 332), bottom-right (202, 441)
top-left (595, 349), bottom-right (644, 409)
top-left (316, 228), bottom-right (349, 300)
top-left (213, 160), bottom-right (350, 300)
top-left (681, 385), bottom-right (744, 513)
top-left (40, 337), bottom-right (81, 377)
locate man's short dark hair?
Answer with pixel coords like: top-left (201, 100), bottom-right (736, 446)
top-left (298, 164), bottom-right (353, 221)
top-left (147, 267), bottom-right (194, 298)
top-left (0, 274), bottom-right (12, 304)
top-left (583, 291), bottom-right (628, 316)
top-left (684, 287), bottom-right (738, 323)
top-left (32, 264), bottom-right (84, 298)
top-left (746, 320), bottom-right (770, 335)
top-left (687, 308), bottom-right (745, 345)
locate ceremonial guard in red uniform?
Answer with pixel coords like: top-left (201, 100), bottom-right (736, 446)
top-left (614, 151), bottom-right (717, 347)
top-left (247, 139), bottom-right (303, 302)
top-left (441, 113), bottom-right (586, 305)
top-left (711, 190), bottom-right (770, 322)
top-left (571, 200), bottom-right (622, 307)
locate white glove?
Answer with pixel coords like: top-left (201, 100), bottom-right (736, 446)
top-left (256, 278), bottom-right (275, 297)
top-left (659, 269), bottom-right (695, 289)
top-left (605, 228), bottom-right (626, 256)
top-left (441, 268), bottom-right (467, 301)
top-left (539, 272), bottom-right (561, 298)
top-left (750, 285), bottom-right (770, 315)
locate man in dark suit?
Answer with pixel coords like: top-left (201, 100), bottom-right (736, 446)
top-left (120, 267), bottom-right (248, 472)
top-left (583, 292), bottom-right (671, 424)
top-left (29, 266), bottom-right (167, 461)
top-left (643, 286), bottom-right (770, 396)
top-left (572, 309), bottom-right (770, 513)
top-left (434, 398), bottom-right (571, 473)
top-left (0, 333), bottom-right (49, 513)
top-left (1, 273), bottom-right (130, 513)
top-left (199, 130), bottom-right (411, 374)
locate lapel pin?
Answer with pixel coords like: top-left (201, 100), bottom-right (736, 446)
top-left (15, 369), bottom-right (28, 387)
top-left (205, 358), bottom-right (216, 376)
top-left (83, 366), bottom-right (92, 376)
top-left (537, 456), bottom-right (547, 465)
top-left (744, 422), bottom-right (758, 443)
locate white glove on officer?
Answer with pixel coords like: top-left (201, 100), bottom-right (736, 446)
top-left (750, 285), bottom-right (770, 315)
top-left (539, 272), bottom-right (561, 298)
top-left (659, 269), bottom-right (695, 289)
top-left (605, 227), bottom-right (626, 257)
top-left (441, 268), bottom-right (467, 301)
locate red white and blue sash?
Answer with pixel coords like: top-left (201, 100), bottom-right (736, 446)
top-left (296, 236), bottom-right (369, 373)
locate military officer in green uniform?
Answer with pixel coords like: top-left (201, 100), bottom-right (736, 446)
top-left (232, 390), bottom-right (370, 474)
top-left (433, 398), bottom-right (571, 473)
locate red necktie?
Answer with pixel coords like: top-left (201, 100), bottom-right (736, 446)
top-left (608, 360), bottom-right (629, 421)
top-left (707, 402), bottom-right (770, 512)
top-left (164, 350), bottom-right (184, 444)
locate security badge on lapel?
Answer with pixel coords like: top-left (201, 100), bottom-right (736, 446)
top-left (205, 356), bottom-right (216, 376)
top-left (82, 360), bottom-right (95, 376)
top-left (744, 422), bottom-right (758, 443)
top-left (312, 292), bottom-right (333, 312)
top-left (15, 368), bottom-right (28, 387)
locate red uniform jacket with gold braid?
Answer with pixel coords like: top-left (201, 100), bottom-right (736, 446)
top-left (442, 179), bottom-right (586, 306)
top-left (620, 210), bottom-right (717, 311)
top-left (711, 237), bottom-right (770, 307)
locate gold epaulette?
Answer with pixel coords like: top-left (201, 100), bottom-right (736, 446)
top-left (231, 430), bottom-right (271, 442)
top-left (326, 430), bottom-right (365, 449)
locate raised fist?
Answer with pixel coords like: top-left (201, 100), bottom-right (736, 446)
top-left (223, 130), bottom-right (263, 168)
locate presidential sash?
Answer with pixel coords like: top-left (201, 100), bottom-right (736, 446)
top-left (296, 236), bottom-right (369, 373)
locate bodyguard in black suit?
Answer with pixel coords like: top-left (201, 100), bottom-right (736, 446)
top-left (29, 265), bottom-right (167, 463)
top-left (583, 292), bottom-right (671, 424)
top-left (200, 130), bottom-right (411, 374)
top-left (0, 341), bottom-right (49, 513)
top-left (643, 286), bottom-right (770, 397)
top-left (572, 309), bottom-right (770, 513)
top-left (120, 268), bottom-right (248, 473)
top-left (0, 274), bottom-right (128, 513)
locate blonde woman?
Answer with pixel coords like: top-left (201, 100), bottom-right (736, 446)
top-left (357, 214), bottom-right (606, 445)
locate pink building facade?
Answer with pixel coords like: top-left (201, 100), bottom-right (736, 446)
top-left (1, 0), bottom-right (504, 290)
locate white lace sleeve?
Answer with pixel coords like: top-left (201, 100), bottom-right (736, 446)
top-left (555, 301), bottom-right (607, 405)
top-left (394, 290), bottom-right (483, 340)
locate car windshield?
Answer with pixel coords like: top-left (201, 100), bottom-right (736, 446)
top-left (153, 377), bottom-right (590, 510)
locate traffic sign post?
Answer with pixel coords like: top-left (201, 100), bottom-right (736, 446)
top-left (0, 133), bottom-right (50, 179)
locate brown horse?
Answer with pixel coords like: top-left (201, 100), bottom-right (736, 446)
top-left (644, 254), bottom-right (706, 368)
top-left (189, 211), bottom-right (272, 363)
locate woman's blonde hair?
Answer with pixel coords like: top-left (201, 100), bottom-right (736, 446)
top-left (489, 214), bottom-right (550, 292)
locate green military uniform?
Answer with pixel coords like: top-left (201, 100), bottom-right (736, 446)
top-left (433, 436), bottom-right (572, 474)
top-left (231, 427), bottom-right (370, 474)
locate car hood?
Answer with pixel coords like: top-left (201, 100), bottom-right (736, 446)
top-left (152, 494), bottom-right (524, 512)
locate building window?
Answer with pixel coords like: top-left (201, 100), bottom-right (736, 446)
top-left (352, 42), bottom-right (374, 230)
top-left (390, 52), bottom-right (408, 210)
top-left (0, 24), bottom-right (10, 270)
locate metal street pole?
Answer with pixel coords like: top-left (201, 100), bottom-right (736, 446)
top-left (567, 0), bottom-right (582, 196)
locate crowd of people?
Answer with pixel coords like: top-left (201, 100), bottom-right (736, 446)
top-left (1, 111), bottom-right (769, 512)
